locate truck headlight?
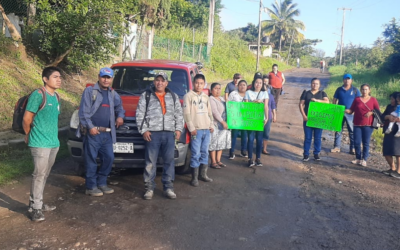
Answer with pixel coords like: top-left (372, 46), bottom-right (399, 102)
top-left (70, 110), bottom-right (79, 129)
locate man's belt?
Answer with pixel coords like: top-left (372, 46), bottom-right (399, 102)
top-left (96, 126), bottom-right (111, 132)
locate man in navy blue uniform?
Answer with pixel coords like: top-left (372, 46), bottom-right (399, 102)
top-left (77, 67), bottom-right (125, 196)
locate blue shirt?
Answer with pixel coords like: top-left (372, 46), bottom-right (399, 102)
top-left (77, 83), bottom-right (125, 143)
top-left (90, 89), bottom-right (110, 128)
top-left (333, 86), bottom-right (361, 109)
top-left (224, 81), bottom-right (237, 94)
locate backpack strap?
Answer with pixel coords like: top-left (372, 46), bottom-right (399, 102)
top-left (38, 87), bottom-right (47, 111)
top-left (140, 90), bottom-right (152, 131)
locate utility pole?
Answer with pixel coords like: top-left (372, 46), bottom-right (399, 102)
top-left (338, 8), bottom-right (351, 65)
top-left (207, 0), bottom-right (215, 56)
top-left (286, 30), bottom-right (295, 64)
top-left (256, 0), bottom-right (263, 71)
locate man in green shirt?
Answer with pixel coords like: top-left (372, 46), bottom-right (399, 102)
top-left (23, 66), bottom-right (62, 222)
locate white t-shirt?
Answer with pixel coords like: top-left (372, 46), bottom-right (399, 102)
top-left (228, 90), bottom-right (245, 102)
top-left (244, 90), bottom-right (269, 102)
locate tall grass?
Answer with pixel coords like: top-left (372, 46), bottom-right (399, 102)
top-left (326, 65), bottom-right (400, 149)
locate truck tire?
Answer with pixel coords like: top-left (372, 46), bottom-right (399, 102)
top-left (175, 149), bottom-right (191, 175)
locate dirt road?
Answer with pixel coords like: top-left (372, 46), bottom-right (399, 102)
top-left (1, 68), bottom-right (399, 250)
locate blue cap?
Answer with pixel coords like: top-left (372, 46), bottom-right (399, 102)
top-left (99, 67), bottom-right (114, 78)
top-left (343, 73), bottom-right (352, 80)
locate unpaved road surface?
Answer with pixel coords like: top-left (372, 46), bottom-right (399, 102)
top-left (1, 68), bottom-right (399, 250)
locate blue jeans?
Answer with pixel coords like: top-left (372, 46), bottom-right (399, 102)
top-left (303, 121), bottom-right (323, 156)
top-left (263, 119), bottom-right (272, 140)
top-left (230, 129), bottom-right (248, 154)
top-left (248, 130), bottom-right (263, 159)
top-left (353, 126), bottom-right (374, 161)
top-left (334, 114), bottom-right (354, 150)
top-left (83, 132), bottom-right (114, 190)
top-left (144, 131), bottom-right (175, 191)
top-left (190, 129), bottom-right (211, 168)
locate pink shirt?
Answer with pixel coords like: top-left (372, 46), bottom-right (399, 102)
top-left (350, 97), bottom-right (379, 126)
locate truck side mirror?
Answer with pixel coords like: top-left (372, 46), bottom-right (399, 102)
top-left (202, 88), bottom-right (210, 96)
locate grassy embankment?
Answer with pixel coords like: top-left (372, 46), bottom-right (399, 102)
top-left (325, 65), bottom-right (400, 149)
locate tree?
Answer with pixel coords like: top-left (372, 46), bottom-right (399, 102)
top-left (28, 0), bottom-right (133, 69)
top-left (0, 3), bottom-right (21, 41)
top-left (261, 0), bottom-right (305, 52)
top-left (383, 18), bottom-right (399, 43)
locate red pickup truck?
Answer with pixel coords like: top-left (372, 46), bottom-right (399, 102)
top-left (67, 59), bottom-right (208, 175)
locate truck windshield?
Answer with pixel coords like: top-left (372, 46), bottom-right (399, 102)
top-left (112, 67), bottom-right (189, 97)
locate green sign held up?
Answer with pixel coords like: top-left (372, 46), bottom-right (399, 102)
top-left (226, 101), bottom-right (264, 131)
top-left (307, 102), bottom-right (345, 132)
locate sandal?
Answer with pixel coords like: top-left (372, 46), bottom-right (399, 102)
top-left (262, 150), bottom-right (270, 155)
top-left (217, 161), bottom-right (227, 168)
top-left (210, 163), bottom-right (221, 169)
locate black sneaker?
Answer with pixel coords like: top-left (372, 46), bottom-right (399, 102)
top-left (314, 154), bottom-right (321, 161)
top-left (390, 172), bottom-right (400, 179)
top-left (240, 151), bottom-right (248, 157)
top-left (31, 209), bottom-right (45, 222)
top-left (248, 159), bottom-right (255, 167)
top-left (28, 203), bottom-right (56, 213)
top-left (349, 149), bottom-right (355, 155)
top-left (382, 169), bottom-right (393, 176)
top-left (229, 152), bottom-right (235, 160)
top-left (255, 158), bottom-right (263, 166)
top-left (303, 155), bottom-right (309, 162)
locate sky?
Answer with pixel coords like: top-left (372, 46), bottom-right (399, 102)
top-left (219, 0), bottom-right (400, 57)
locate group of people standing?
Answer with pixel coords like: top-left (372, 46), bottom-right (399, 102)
top-left (300, 73), bottom-right (400, 180)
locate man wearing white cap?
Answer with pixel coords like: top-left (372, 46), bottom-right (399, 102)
top-left (77, 67), bottom-right (125, 196)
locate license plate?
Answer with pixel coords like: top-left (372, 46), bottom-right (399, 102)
top-left (113, 143), bottom-right (134, 153)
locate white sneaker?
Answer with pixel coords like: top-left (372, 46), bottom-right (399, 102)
top-left (351, 159), bottom-right (361, 165)
top-left (395, 131), bottom-right (400, 137)
top-left (360, 160), bottom-right (367, 167)
top-left (164, 189), bottom-right (177, 199)
top-left (385, 128), bottom-right (392, 134)
top-left (143, 190), bottom-right (154, 200)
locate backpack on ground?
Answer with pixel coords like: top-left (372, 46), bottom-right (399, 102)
top-left (12, 87), bottom-right (60, 134)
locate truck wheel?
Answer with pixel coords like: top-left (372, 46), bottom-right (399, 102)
top-left (175, 150), bottom-right (191, 175)
top-left (75, 164), bottom-right (86, 177)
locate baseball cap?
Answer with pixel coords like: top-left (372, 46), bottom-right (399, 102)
top-left (343, 73), bottom-right (352, 80)
top-left (155, 71), bottom-right (168, 81)
top-left (99, 67), bottom-right (114, 77)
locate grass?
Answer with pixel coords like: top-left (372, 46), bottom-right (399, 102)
top-left (326, 65), bottom-right (400, 150)
top-left (0, 136), bottom-right (70, 185)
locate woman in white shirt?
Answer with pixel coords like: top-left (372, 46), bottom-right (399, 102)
top-left (228, 80), bottom-right (249, 159)
top-left (243, 76), bottom-right (269, 167)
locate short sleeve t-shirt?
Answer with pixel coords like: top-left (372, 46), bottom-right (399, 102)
top-left (224, 82), bottom-right (237, 94)
top-left (350, 97), bottom-right (380, 126)
top-left (228, 90), bottom-right (244, 102)
top-left (244, 90), bottom-right (269, 101)
top-left (333, 86), bottom-right (361, 109)
top-left (300, 90), bottom-right (328, 115)
top-left (26, 90), bottom-right (60, 148)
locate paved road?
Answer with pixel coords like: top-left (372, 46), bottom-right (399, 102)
top-left (1, 68), bottom-right (399, 250)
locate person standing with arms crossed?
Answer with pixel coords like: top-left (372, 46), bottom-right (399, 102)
top-left (77, 67), bottom-right (125, 197)
top-left (268, 64), bottom-right (285, 109)
top-left (23, 66), bottom-right (62, 222)
top-left (136, 72), bottom-right (183, 200)
top-left (183, 74), bottom-right (214, 187)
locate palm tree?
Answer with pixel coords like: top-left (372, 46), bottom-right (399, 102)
top-left (261, 0), bottom-right (305, 52)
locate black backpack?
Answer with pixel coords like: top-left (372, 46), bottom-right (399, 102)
top-left (12, 87), bottom-right (60, 134)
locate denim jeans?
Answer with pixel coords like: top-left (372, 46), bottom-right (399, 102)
top-left (263, 119), bottom-right (272, 140)
top-left (248, 130), bottom-right (263, 159)
top-left (334, 114), bottom-right (354, 150)
top-left (144, 131), bottom-right (175, 191)
top-left (29, 147), bottom-right (59, 209)
top-left (230, 129), bottom-right (248, 154)
top-left (303, 121), bottom-right (323, 156)
top-left (190, 129), bottom-right (211, 168)
top-left (353, 126), bottom-right (374, 160)
top-left (83, 132), bottom-right (114, 190)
